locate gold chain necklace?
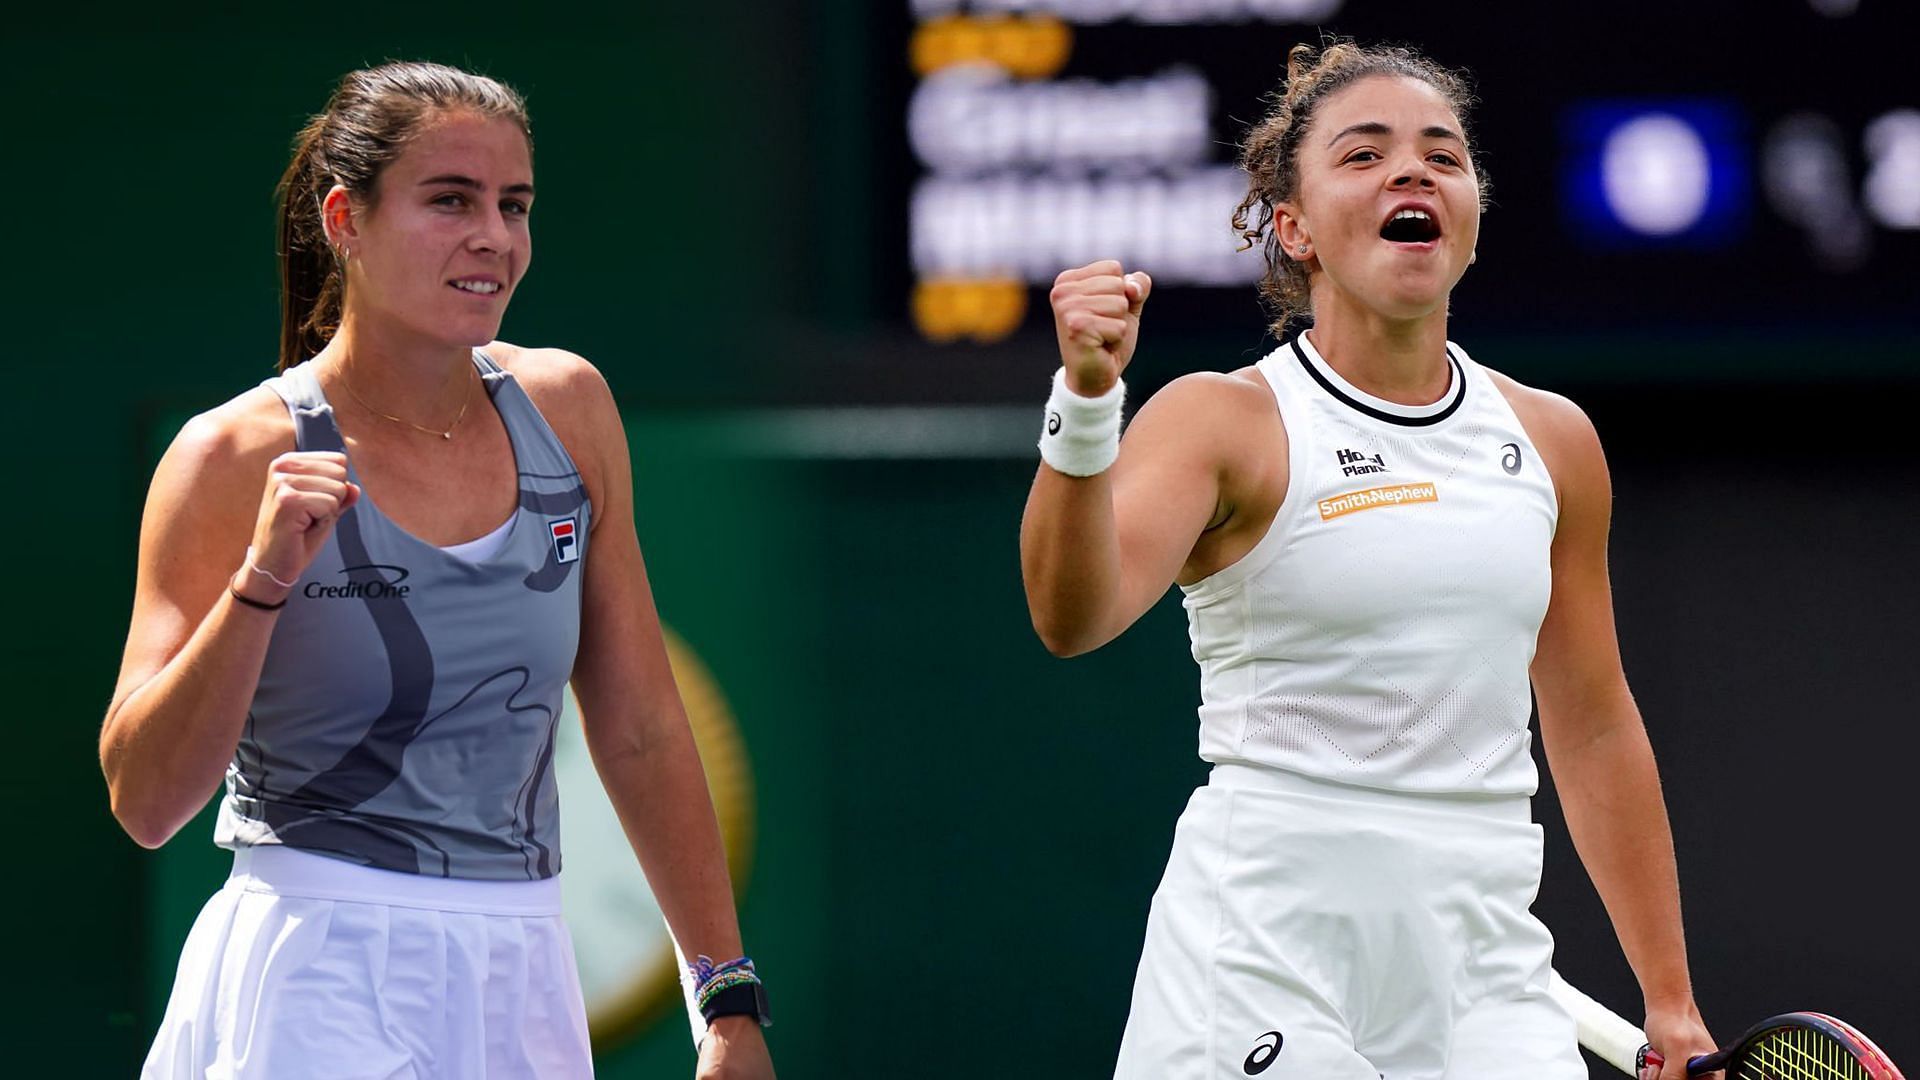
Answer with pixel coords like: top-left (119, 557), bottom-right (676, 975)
top-left (339, 363), bottom-right (474, 440)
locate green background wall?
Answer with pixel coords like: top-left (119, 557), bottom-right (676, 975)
top-left (7, 7), bottom-right (1915, 1076)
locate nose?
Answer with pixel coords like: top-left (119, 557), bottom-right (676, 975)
top-left (1390, 155), bottom-right (1437, 190)
top-left (469, 208), bottom-right (512, 257)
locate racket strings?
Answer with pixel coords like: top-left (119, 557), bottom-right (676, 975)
top-left (1736, 1026), bottom-right (1871, 1080)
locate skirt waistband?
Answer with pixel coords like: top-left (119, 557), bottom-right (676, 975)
top-left (227, 845), bottom-right (563, 916)
top-left (1207, 762), bottom-right (1534, 824)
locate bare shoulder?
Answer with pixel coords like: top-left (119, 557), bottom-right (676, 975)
top-left (484, 342), bottom-right (624, 508)
top-left (1483, 366), bottom-right (1590, 436)
top-left (484, 341), bottom-right (614, 418)
top-left (485, 341), bottom-right (621, 448)
top-left (1125, 366), bottom-right (1280, 469)
top-left (1481, 366), bottom-right (1607, 504)
top-left (1134, 367), bottom-right (1278, 436)
top-left (157, 385), bottom-right (296, 500)
top-left (128, 384), bottom-right (299, 569)
top-left (1143, 366), bottom-right (1273, 410)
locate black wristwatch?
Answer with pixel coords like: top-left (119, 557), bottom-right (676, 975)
top-left (701, 980), bottom-right (772, 1028)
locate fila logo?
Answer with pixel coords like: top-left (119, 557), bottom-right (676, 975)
top-left (1335, 447), bottom-right (1388, 477)
top-left (549, 518), bottom-right (580, 564)
top-left (1243, 1030), bottom-right (1284, 1075)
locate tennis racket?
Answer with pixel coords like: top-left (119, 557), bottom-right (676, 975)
top-left (1548, 969), bottom-right (1905, 1079)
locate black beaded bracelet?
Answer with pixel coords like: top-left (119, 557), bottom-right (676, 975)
top-left (700, 980), bottom-right (772, 1028)
top-left (229, 584), bottom-right (288, 611)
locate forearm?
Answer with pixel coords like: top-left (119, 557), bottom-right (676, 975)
top-left (101, 589), bottom-right (279, 847)
top-left (1019, 465), bottom-right (1126, 656)
top-left (1549, 705), bottom-right (1695, 1008)
top-left (590, 711), bottom-right (745, 962)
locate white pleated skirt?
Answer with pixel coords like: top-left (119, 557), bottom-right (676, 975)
top-left (1114, 764), bottom-right (1585, 1080)
top-left (143, 845), bottom-right (594, 1079)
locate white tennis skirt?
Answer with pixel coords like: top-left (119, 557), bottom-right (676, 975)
top-left (1114, 763), bottom-right (1586, 1080)
top-left (143, 845), bottom-right (594, 1079)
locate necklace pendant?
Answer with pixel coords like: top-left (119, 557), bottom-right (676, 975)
top-left (442, 431), bottom-right (452, 440)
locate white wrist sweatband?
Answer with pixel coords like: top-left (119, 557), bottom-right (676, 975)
top-left (1038, 368), bottom-right (1125, 477)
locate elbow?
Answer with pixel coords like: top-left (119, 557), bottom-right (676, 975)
top-left (1030, 613), bottom-right (1100, 659)
top-left (1021, 578), bottom-right (1114, 657)
top-left (128, 825), bottom-right (175, 851)
top-left (104, 772), bottom-right (182, 850)
top-left (1037, 630), bottom-right (1092, 658)
top-left (98, 703), bottom-right (197, 850)
top-left (111, 797), bottom-right (179, 850)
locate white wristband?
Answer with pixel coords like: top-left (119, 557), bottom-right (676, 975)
top-left (1038, 368), bottom-right (1125, 477)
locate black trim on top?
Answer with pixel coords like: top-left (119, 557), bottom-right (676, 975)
top-left (1290, 338), bottom-right (1467, 427)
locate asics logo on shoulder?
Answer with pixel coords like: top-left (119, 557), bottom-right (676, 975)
top-left (303, 564), bottom-right (412, 600)
top-left (1243, 1030), bottom-right (1284, 1075)
top-left (1500, 442), bottom-right (1523, 475)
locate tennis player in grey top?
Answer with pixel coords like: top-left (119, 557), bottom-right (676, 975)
top-left (216, 352), bottom-right (590, 881)
top-left (100, 62), bottom-right (773, 1078)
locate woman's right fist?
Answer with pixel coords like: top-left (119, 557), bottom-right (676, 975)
top-left (242, 451), bottom-right (360, 598)
top-left (1049, 260), bottom-right (1152, 397)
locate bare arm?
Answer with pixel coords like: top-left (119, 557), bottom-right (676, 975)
top-left (1019, 260), bottom-right (1274, 656)
top-left (1516, 385), bottom-right (1716, 1080)
top-left (1021, 377), bottom-right (1257, 655)
top-left (539, 353), bottom-right (769, 1077)
top-left (99, 394), bottom-right (357, 847)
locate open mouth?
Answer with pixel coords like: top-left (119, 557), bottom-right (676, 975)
top-left (450, 279), bottom-right (503, 296)
top-left (1379, 209), bottom-right (1442, 245)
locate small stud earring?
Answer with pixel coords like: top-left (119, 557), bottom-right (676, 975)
top-left (1296, 245), bottom-right (1308, 255)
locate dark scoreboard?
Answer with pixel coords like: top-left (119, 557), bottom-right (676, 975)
top-left (885, 0), bottom-right (1919, 361)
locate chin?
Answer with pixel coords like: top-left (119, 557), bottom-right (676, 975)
top-left (432, 316), bottom-right (509, 350)
top-left (1370, 294), bottom-right (1447, 323)
top-left (1378, 281), bottom-right (1453, 320)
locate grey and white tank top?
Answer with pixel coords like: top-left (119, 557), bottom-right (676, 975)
top-left (214, 351), bottom-right (591, 880)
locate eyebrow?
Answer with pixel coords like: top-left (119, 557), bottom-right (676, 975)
top-left (419, 174), bottom-right (536, 196)
top-left (1325, 122), bottom-right (1464, 148)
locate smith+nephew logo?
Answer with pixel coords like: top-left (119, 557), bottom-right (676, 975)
top-left (304, 564), bottom-right (412, 600)
top-left (549, 517), bottom-right (580, 564)
top-left (1318, 482), bottom-right (1439, 521)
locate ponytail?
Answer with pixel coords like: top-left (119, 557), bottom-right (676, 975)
top-left (275, 116), bottom-right (344, 372)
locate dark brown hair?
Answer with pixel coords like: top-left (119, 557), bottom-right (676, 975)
top-left (275, 61), bottom-right (531, 372)
top-left (1231, 40), bottom-right (1486, 337)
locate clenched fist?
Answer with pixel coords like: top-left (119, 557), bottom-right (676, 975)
top-left (1049, 259), bottom-right (1152, 397)
top-left (237, 451), bottom-right (360, 602)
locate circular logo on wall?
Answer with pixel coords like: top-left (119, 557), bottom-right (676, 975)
top-left (553, 625), bottom-right (755, 1048)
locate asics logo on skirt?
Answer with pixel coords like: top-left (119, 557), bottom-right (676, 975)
top-left (1243, 1030), bottom-right (1284, 1074)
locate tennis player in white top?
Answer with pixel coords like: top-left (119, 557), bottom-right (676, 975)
top-left (1021, 40), bottom-right (1719, 1080)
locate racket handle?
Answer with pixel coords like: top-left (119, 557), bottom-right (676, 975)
top-left (1640, 1048), bottom-right (1719, 1076)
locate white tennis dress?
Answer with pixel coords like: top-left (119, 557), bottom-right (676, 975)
top-left (1112, 332), bottom-right (1586, 1079)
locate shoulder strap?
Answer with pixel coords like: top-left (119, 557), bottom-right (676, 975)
top-left (260, 362), bottom-right (346, 454)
